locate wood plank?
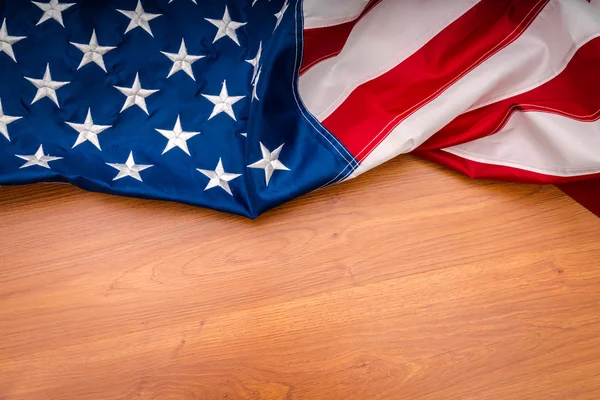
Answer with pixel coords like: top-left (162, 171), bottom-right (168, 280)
top-left (1, 156), bottom-right (599, 400)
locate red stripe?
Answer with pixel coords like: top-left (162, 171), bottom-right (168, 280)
top-left (414, 149), bottom-right (600, 184)
top-left (419, 37), bottom-right (600, 151)
top-left (416, 149), bottom-right (600, 217)
top-left (300, 0), bottom-right (381, 75)
top-left (321, 0), bottom-right (548, 161)
top-left (559, 179), bottom-right (600, 217)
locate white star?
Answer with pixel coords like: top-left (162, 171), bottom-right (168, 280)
top-left (117, 0), bottom-right (162, 37)
top-left (248, 142), bottom-right (290, 186)
top-left (205, 6), bottom-right (247, 46)
top-left (168, 0), bottom-right (197, 3)
top-left (16, 145), bottom-right (62, 169)
top-left (274, 0), bottom-right (289, 32)
top-left (155, 115), bottom-right (200, 156)
top-left (245, 41), bottom-right (262, 83)
top-left (24, 63), bottom-right (70, 107)
top-left (66, 108), bottom-right (112, 150)
top-left (201, 80), bottom-right (245, 121)
top-left (114, 72), bottom-right (159, 115)
top-left (106, 152), bottom-right (153, 182)
top-left (0, 99), bottom-right (22, 142)
top-left (197, 158), bottom-right (241, 196)
top-left (32, 0), bottom-right (75, 27)
top-left (0, 18), bottom-right (26, 62)
top-left (161, 39), bottom-right (204, 81)
top-left (70, 30), bottom-right (116, 72)
top-left (252, 68), bottom-right (261, 102)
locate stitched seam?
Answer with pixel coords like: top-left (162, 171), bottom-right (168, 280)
top-left (315, 1), bottom-right (481, 122)
top-left (316, 160), bottom-right (354, 190)
top-left (300, 51), bottom-right (340, 74)
top-left (466, 32), bottom-right (600, 112)
top-left (304, 13), bottom-right (364, 29)
top-left (479, 105), bottom-right (600, 147)
top-left (444, 148), bottom-right (600, 176)
top-left (303, 0), bottom-right (376, 29)
top-left (444, 108), bottom-right (600, 176)
top-left (355, 0), bottom-right (549, 161)
top-left (440, 104), bottom-right (600, 151)
top-left (292, 0), bottom-right (358, 168)
top-left (300, 0), bottom-right (384, 75)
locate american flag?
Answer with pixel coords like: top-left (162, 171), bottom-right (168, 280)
top-left (0, 0), bottom-right (598, 218)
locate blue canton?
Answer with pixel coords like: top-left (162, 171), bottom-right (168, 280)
top-left (0, 0), bottom-right (356, 218)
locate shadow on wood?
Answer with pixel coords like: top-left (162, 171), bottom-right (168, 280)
top-left (1, 155), bottom-right (599, 400)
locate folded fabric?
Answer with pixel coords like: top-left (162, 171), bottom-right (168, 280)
top-left (1, 0), bottom-right (598, 218)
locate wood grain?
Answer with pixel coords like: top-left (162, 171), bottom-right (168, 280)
top-left (1, 155), bottom-right (599, 400)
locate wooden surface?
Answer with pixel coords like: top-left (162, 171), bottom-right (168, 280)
top-left (1, 156), bottom-right (599, 400)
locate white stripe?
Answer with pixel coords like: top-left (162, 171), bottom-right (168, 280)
top-left (298, 0), bottom-right (480, 121)
top-left (467, 0), bottom-right (600, 111)
top-left (302, 0), bottom-right (370, 29)
top-left (349, 0), bottom-right (600, 179)
top-left (443, 112), bottom-right (600, 177)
